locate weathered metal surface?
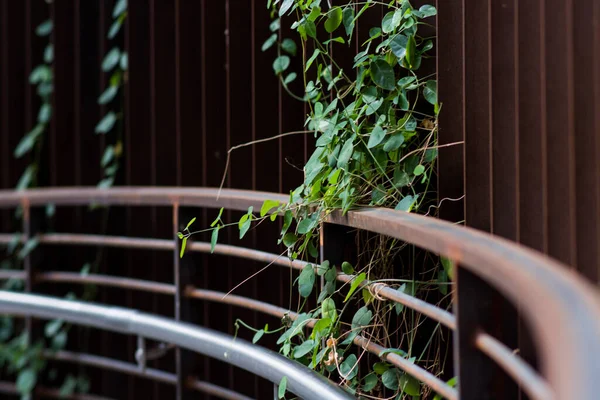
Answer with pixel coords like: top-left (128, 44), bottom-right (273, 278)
top-left (0, 291), bottom-right (353, 400)
top-left (475, 332), bottom-right (553, 400)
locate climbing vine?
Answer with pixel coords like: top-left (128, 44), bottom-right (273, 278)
top-left (180, 1), bottom-right (455, 398)
top-left (0, 0), bottom-right (129, 395)
top-left (95, 0), bottom-right (128, 188)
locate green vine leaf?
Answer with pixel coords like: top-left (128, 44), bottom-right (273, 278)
top-left (278, 376), bottom-right (287, 399)
top-left (324, 7), bottom-right (343, 33)
top-left (273, 55), bottom-right (290, 74)
top-left (35, 20), bottom-right (53, 36)
top-left (102, 47), bottom-right (121, 72)
top-left (423, 80), bottom-right (438, 105)
top-left (370, 59), bottom-right (395, 90)
top-left (210, 227), bottom-right (219, 253)
top-left (180, 237), bottom-right (188, 258)
top-left (95, 112), bottom-right (117, 134)
top-left (98, 86), bottom-right (118, 105)
top-left (367, 126), bottom-right (386, 149)
top-left (298, 264), bottom-right (316, 297)
top-left (344, 272), bottom-right (366, 302)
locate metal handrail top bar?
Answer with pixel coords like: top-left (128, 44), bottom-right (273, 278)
top-left (0, 291), bottom-right (352, 400)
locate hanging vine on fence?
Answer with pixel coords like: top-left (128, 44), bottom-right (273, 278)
top-left (180, 1), bottom-right (456, 399)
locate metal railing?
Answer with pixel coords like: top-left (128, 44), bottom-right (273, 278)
top-left (0, 187), bottom-right (598, 400)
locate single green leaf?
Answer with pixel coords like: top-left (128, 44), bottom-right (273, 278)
top-left (270, 19), bottom-right (280, 32)
top-left (414, 164), bottom-right (425, 176)
top-left (340, 354), bottom-right (358, 380)
top-left (108, 19), bottom-right (123, 40)
top-left (423, 80), bottom-right (437, 105)
top-left (29, 65), bottom-right (52, 84)
top-left (180, 237), bottom-right (187, 258)
top-left (382, 368), bottom-right (399, 390)
top-left (14, 125), bottom-right (44, 158)
top-left (341, 261), bottom-right (354, 275)
top-left (210, 207), bottom-right (224, 227)
top-left (95, 111), bottom-right (117, 134)
top-left (260, 199), bottom-right (281, 217)
top-left (98, 85), bottom-right (119, 105)
top-left (395, 195), bottom-right (418, 212)
top-left (239, 210), bottom-right (252, 239)
top-left (273, 55), bottom-right (290, 74)
top-left (390, 35), bottom-right (408, 60)
top-left (185, 217), bottom-right (197, 230)
top-left (284, 72), bottom-right (297, 85)
top-left (400, 374), bottom-right (421, 396)
top-left (16, 369), bottom-right (36, 394)
top-left (367, 126), bottom-right (386, 148)
top-left (405, 35), bottom-right (417, 69)
top-left (59, 375), bottom-right (78, 397)
top-left (177, 232), bottom-right (184, 240)
top-left (324, 7), bottom-right (343, 33)
top-left (281, 38), bottom-right (297, 56)
top-left (278, 376), bottom-right (287, 399)
top-left (18, 237), bottom-right (39, 260)
top-left (370, 59), bottom-right (395, 90)
top-left (113, 0), bottom-right (127, 18)
top-left (373, 362), bottom-right (390, 375)
top-left (279, 0), bottom-right (293, 16)
top-left (379, 348), bottom-right (408, 358)
top-left (16, 165), bottom-right (35, 190)
top-left (441, 257), bottom-right (455, 280)
top-left (337, 138), bottom-right (354, 168)
top-left (101, 146), bottom-right (115, 168)
top-left (120, 52), bottom-right (128, 70)
top-left (381, 11), bottom-right (397, 34)
top-left (262, 33), bottom-right (277, 51)
top-left (305, 49), bottom-right (320, 72)
top-left (210, 227), bottom-right (219, 253)
top-left (344, 272), bottom-right (366, 302)
top-left (252, 329), bottom-right (264, 344)
top-left (293, 339), bottom-right (316, 358)
top-left (297, 215), bottom-right (317, 234)
top-left (308, 6), bottom-right (321, 21)
top-left (44, 44), bottom-right (53, 63)
top-left (342, 7), bottom-right (355, 37)
top-left (351, 306), bottom-right (373, 330)
top-left (36, 20), bottom-right (53, 36)
top-left (383, 133), bottom-right (405, 152)
top-left (102, 47), bottom-right (121, 72)
top-left (418, 4), bottom-right (437, 18)
top-left (321, 298), bottom-right (337, 322)
top-left (44, 319), bottom-right (64, 337)
top-left (298, 264), bottom-right (316, 297)
top-left (362, 373), bottom-right (378, 392)
top-left (38, 103), bottom-right (52, 123)
top-left (282, 232), bottom-right (297, 248)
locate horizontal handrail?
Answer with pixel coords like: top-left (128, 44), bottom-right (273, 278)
top-left (474, 332), bottom-right (552, 400)
top-left (0, 231), bottom-right (455, 328)
top-left (0, 291), bottom-right (352, 400)
top-left (0, 269), bottom-right (456, 396)
top-left (0, 187), bottom-right (598, 399)
top-left (47, 350), bottom-right (252, 400)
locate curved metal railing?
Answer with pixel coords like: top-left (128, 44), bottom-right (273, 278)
top-left (0, 187), bottom-right (598, 400)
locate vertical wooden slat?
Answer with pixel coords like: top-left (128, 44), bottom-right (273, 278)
top-left (464, 0), bottom-right (492, 232)
top-left (518, 0), bottom-right (547, 254)
top-left (544, 0), bottom-right (577, 267)
top-left (491, 0), bottom-right (518, 241)
top-left (436, 0), bottom-right (465, 224)
top-left (573, 0), bottom-right (600, 282)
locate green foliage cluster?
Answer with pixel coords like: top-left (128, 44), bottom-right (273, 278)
top-left (13, 18), bottom-right (54, 190)
top-left (180, 1), bottom-right (454, 398)
top-left (96, 0), bottom-right (128, 188)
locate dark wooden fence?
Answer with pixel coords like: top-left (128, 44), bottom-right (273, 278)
top-left (1, 0), bottom-right (599, 399)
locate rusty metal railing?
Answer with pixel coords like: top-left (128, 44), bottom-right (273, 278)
top-left (0, 187), bottom-right (598, 400)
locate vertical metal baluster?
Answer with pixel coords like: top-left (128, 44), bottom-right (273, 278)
top-left (454, 266), bottom-right (519, 399)
top-left (173, 203), bottom-right (184, 400)
top-left (22, 200), bottom-right (32, 337)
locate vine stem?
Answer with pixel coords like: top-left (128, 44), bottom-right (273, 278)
top-left (217, 130), bottom-right (311, 199)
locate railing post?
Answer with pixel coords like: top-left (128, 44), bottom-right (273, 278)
top-left (454, 267), bottom-right (519, 399)
top-left (173, 204), bottom-right (199, 400)
top-left (21, 201), bottom-right (33, 337)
